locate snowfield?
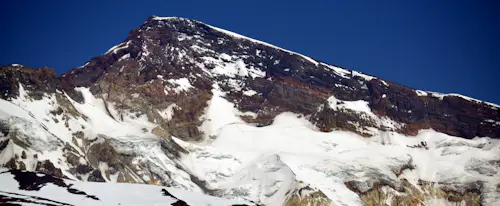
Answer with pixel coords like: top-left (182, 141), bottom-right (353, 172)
top-left (1, 82), bottom-right (499, 205)
top-left (0, 169), bottom-right (252, 206)
top-left (175, 86), bottom-right (500, 206)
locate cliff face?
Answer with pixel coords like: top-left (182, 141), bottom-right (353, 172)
top-left (1, 16), bottom-right (499, 206)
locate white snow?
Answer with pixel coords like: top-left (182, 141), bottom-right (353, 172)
top-left (200, 54), bottom-right (264, 79)
top-left (118, 53), bottom-right (130, 61)
top-left (190, 111), bottom-right (500, 205)
top-left (352, 70), bottom-right (374, 81)
top-left (0, 170), bottom-right (251, 206)
top-left (321, 63), bottom-right (351, 79)
top-left (243, 90), bottom-right (257, 96)
top-left (415, 90), bottom-right (428, 96)
top-left (327, 95), bottom-right (374, 115)
top-left (421, 91), bottom-right (499, 109)
top-left (167, 78), bottom-right (193, 93)
top-left (158, 103), bottom-right (179, 121)
top-left (380, 79), bottom-right (389, 86)
top-left (105, 41), bottom-right (130, 54)
top-left (151, 16), bottom-right (178, 21)
top-left (202, 22), bottom-right (319, 66)
top-left (199, 84), bottom-right (244, 140)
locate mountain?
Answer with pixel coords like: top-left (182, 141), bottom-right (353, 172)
top-left (0, 16), bottom-right (499, 206)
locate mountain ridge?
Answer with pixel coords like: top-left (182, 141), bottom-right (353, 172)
top-left (1, 16), bottom-right (499, 206)
top-left (4, 16), bottom-right (499, 139)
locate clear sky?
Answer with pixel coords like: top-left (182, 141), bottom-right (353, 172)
top-left (1, 0), bottom-right (499, 104)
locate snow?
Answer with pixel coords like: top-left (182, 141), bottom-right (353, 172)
top-left (2, 84), bottom-right (499, 205)
top-left (71, 87), bottom-right (155, 138)
top-left (190, 103), bottom-right (500, 205)
top-left (380, 79), bottom-right (389, 86)
top-left (105, 41), bottom-right (130, 54)
top-left (0, 170), bottom-right (251, 206)
top-left (167, 78), bottom-right (193, 93)
top-left (151, 16), bottom-right (178, 21)
top-left (201, 21), bottom-right (319, 66)
top-left (118, 53), bottom-right (130, 61)
top-left (199, 84), bottom-right (244, 140)
top-left (200, 54), bottom-right (265, 80)
top-left (10, 64), bottom-right (23, 67)
top-left (415, 90), bottom-right (428, 96)
top-left (327, 95), bottom-right (374, 115)
top-left (447, 93), bottom-right (500, 108)
top-left (321, 63), bottom-right (351, 79)
top-left (243, 90), bottom-right (257, 96)
top-left (352, 70), bottom-right (375, 81)
top-left (158, 103), bottom-right (179, 121)
top-left (420, 91), bottom-right (500, 109)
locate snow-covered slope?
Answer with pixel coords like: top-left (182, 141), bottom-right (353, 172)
top-left (0, 169), bottom-right (252, 205)
top-left (175, 92), bottom-right (500, 205)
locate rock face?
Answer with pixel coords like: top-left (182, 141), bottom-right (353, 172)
top-left (1, 16), bottom-right (499, 206)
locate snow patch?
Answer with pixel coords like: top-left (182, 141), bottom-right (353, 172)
top-left (243, 90), bottom-right (257, 96)
top-left (167, 78), bottom-right (193, 93)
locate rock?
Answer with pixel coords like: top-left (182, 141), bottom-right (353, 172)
top-left (35, 160), bottom-right (63, 178)
top-left (87, 170), bottom-right (105, 182)
top-left (283, 186), bottom-right (332, 206)
top-left (76, 164), bottom-right (93, 174)
top-left (347, 179), bottom-right (482, 206)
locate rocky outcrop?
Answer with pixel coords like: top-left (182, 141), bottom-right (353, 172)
top-left (283, 185), bottom-right (332, 206)
top-left (348, 179), bottom-right (482, 206)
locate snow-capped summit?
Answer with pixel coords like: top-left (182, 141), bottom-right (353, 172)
top-left (1, 16), bottom-right (499, 205)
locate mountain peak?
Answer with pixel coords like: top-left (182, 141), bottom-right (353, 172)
top-left (1, 15), bottom-right (500, 205)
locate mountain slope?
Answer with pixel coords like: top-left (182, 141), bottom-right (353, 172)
top-left (0, 16), bottom-right (499, 205)
top-left (0, 169), bottom-right (254, 205)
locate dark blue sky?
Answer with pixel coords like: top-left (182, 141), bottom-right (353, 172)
top-left (1, 0), bottom-right (499, 104)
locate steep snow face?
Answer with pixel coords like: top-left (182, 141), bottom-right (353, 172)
top-left (0, 169), bottom-right (252, 206)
